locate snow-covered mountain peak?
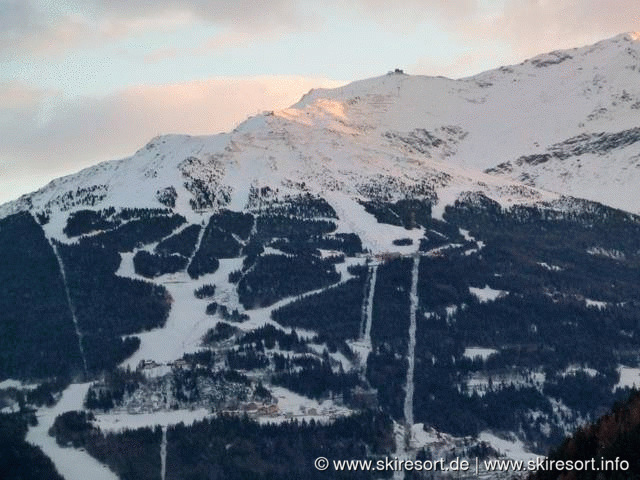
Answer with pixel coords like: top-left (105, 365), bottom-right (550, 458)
top-left (3, 32), bottom-right (640, 224)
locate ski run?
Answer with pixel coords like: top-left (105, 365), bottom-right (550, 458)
top-left (26, 383), bottom-right (118, 480)
top-left (161, 426), bottom-right (167, 480)
top-left (404, 254), bottom-right (420, 430)
top-left (50, 242), bottom-right (88, 377)
top-left (355, 262), bottom-right (378, 370)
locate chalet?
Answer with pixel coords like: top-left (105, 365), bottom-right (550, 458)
top-left (242, 402), bottom-right (258, 412)
top-left (171, 359), bottom-right (188, 369)
top-left (375, 252), bottom-right (402, 263)
top-left (258, 404), bottom-right (279, 416)
top-left (137, 359), bottom-right (160, 371)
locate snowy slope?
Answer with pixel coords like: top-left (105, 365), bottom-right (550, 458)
top-left (294, 33), bottom-right (640, 213)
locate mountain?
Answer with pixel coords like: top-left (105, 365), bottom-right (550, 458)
top-left (2, 33), bottom-right (640, 480)
top-left (3, 33), bottom-right (640, 225)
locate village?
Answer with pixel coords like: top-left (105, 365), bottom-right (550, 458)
top-left (84, 356), bottom-right (364, 425)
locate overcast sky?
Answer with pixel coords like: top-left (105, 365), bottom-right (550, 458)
top-left (2, 0), bottom-right (640, 204)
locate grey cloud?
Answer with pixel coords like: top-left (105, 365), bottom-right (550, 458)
top-left (0, 0), bottom-right (47, 51)
top-left (0, 0), bottom-right (32, 32)
top-left (7, 0), bottom-right (639, 59)
top-left (352, 0), bottom-right (478, 18)
top-left (94, 0), bottom-right (312, 32)
top-left (344, 0), bottom-right (480, 30)
top-left (1, 0), bottom-right (315, 55)
top-left (0, 0), bottom-right (94, 54)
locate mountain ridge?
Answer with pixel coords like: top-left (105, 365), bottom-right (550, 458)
top-left (3, 31), bottom-right (640, 230)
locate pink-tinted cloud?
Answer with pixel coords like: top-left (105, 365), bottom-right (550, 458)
top-left (478, 0), bottom-right (640, 59)
top-left (201, 31), bottom-right (255, 52)
top-left (348, 0), bottom-right (640, 41)
top-left (0, 75), bottom-right (344, 203)
top-left (355, 0), bottom-right (640, 76)
top-left (0, 82), bottom-right (53, 109)
top-left (144, 30), bottom-right (257, 62)
top-left (143, 47), bottom-right (179, 64)
top-left (6, 0), bottom-right (639, 63)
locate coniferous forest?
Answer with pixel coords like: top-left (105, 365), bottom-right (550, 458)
top-left (4, 192), bottom-right (640, 478)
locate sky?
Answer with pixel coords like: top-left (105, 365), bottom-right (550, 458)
top-left (2, 0), bottom-right (640, 205)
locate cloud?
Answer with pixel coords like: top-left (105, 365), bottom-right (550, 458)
top-left (345, 0), bottom-right (479, 31)
top-left (0, 82), bottom-right (52, 110)
top-left (349, 0), bottom-right (640, 75)
top-left (94, 0), bottom-right (313, 33)
top-left (7, 0), bottom-right (639, 65)
top-left (144, 30), bottom-right (257, 62)
top-left (143, 47), bottom-right (179, 64)
top-left (1, 0), bottom-right (316, 56)
top-left (348, 0), bottom-right (640, 39)
top-left (0, 0), bottom-right (92, 54)
top-left (0, 75), bottom-right (344, 204)
top-left (200, 30), bottom-right (255, 52)
top-left (478, 0), bottom-right (640, 59)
